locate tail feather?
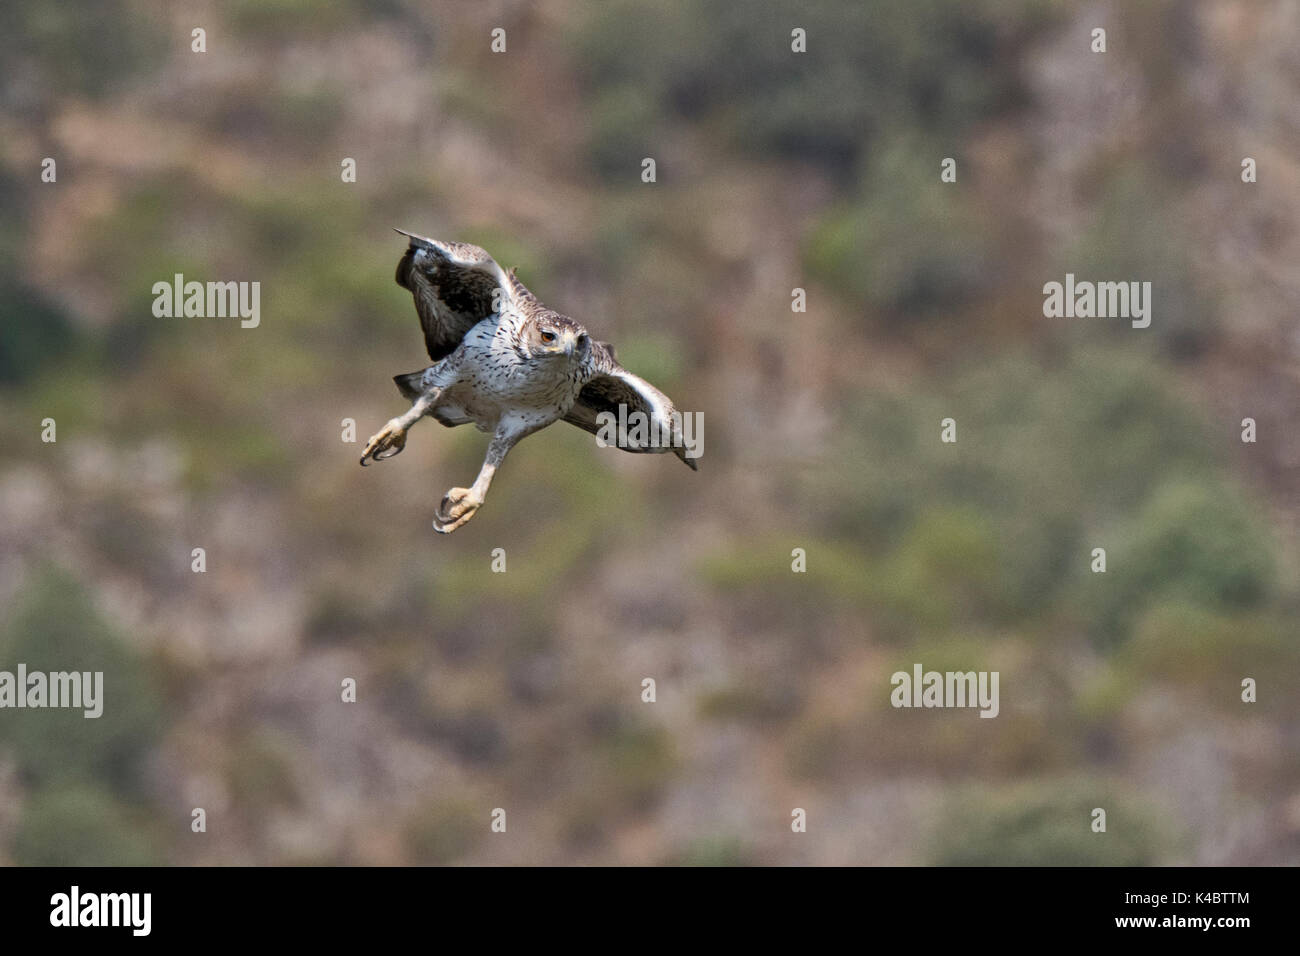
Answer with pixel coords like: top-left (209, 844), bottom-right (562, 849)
top-left (393, 370), bottom-right (425, 401)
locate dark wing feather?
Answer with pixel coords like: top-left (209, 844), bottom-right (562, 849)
top-left (565, 342), bottom-right (699, 470)
top-left (393, 229), bottom-right (512, 361)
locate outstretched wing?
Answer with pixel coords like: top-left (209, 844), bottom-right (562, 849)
top-left (564, 342), bottom-right (699, 470)
top-left (393, 229), bottom-right (513, 361)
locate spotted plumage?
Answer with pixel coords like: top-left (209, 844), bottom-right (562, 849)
top-left (362, 230), bottom-right (697, 533)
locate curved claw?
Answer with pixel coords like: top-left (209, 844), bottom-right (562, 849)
top-left (360, 420), bottom-right (407, 466)
top-left (432, 487), bottom-right (482, 534)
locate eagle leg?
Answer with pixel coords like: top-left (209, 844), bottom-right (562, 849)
top-left (432, 419), bottom-right (537, 533)
top-left (360, 386), bottom-right (443, 466)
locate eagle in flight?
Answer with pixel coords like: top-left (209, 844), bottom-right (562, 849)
top-left (361, 231), bottom-right (697, 533)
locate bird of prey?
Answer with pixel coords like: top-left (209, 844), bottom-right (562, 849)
top-left (361, 230), bottom-right (697, 533)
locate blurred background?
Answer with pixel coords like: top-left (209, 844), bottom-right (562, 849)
top-left (1, 0), bottom-right (1298, 865)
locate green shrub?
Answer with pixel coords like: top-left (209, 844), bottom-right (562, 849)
top-left (1087, 477), bottom-right (1275, 645)
top-left (13, 785), bottom-right (167, 866)
top-left (1065, 168), bottom-right (1218, 358)
top-left (575, 0), bottom-right (1058, 176)
top-left (0, 280), bottom-right (78, 386)
top-left (801, 348), bottom-right (1275, 649)
top-left (931, 781), bottom-right (1175, 865)
top-left (805, 138), bottom-right (994, 318)
top-left (405, 799), bottom-right (482, 865)
top-left (0, 568), bottom-right (165, 794)
top-left (0, 0), bottom-right (161, 102)
top-left (668, 835), bottom-right (752, 866)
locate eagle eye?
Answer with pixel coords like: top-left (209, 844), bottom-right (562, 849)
top-left (540, 329), bottom-right (557, 344)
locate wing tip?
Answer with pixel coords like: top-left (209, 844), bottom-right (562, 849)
top-left (393, 227), bottom-right (435, 250)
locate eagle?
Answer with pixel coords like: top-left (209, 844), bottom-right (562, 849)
top-left (361, 230), bottom-right (698, 533)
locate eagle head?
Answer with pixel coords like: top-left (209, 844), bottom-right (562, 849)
top-left (522, 311), bottom-right (591, 363)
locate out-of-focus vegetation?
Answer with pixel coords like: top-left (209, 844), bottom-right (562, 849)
top-left (0, 570), bottom-right (170, 864)
top-left (931, 781), bottom-right (1174, 865)
top-left (577, 0), bottom-right (1057, 177)
top-left (1, 0), bottom-right (1297, 865)
top-left (0, 0), bottom-right (161, 108)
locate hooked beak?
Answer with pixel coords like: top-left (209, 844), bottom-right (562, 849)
top-left (563, 330), bottom-right (590, 357)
